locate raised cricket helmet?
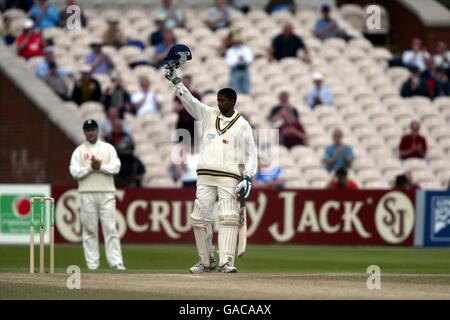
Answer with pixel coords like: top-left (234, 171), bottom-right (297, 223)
top-left (164, 44), bottom-right (192, 69)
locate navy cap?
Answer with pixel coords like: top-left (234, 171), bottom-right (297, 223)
top-left (322, 4), bottom-right (330, 12)
top-left (83, 119), bottom-right (98, 129)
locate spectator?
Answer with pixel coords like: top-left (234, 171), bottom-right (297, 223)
top-left (0, 14), bottom-right (16, 45)
top-left (28, 0), bottom-right (60, 29)
top-left (105, 119), bottom-right (131, 148)
top-left (306, 72), bottom-right (333, 108)
top-left (327, 168), bottom-right (358, 190)
top-left (99, 107), bottom-right (128, 138)
top-left (314, 4), bottom-right (348, 41)
top-left (149, 12), bottom-right (167, 46)
top-left (3, 0), bottom-right (34, 12)
top-left (152, 29), bottom-right (176, 69)
top-left (421, 58), bottom-right (438, 98)
top-left (102, 16), bottom-right (126, 49)
top-left (35, 46), bottom-right (72, 79)
top-left (71, 65), bottom-right (102, 105)
top-left (394, 173), bottom-right (420, 190)
top-left (434, 67), bottom-right (450, 97)
top-left (44, 61), bottom-right (70, 100)
top-left (254, 157), bottom-right (285, 189)
top-left (265, 0), bottom-right (295, 14)
top-left (104, 120), bottom-right (145, 187)
top-left (219, 26), bottom-right (240, 56)
top-left (433, 41), bottom-right (450, 76)
top-left (174, 142), bottom-right (200, 187)
top-left (154, 0), bottom-right (184, 29)
top-left (269, 91), bottom-right (307, 149)
top-left (269, 23), bottom-right (310, 63)
top-left (206, 0), bottom-right (233, 31)
top-left (84, 39), bottom-right (114, 75)
top-left (131, 76), bottom-right (162, 117)
top-left (16, 19), bottom-right (45, 59)
top-left (399, 120), bottom-right (427, 160)
top-left (102, 74), bottom-right (131, 116)
top-left (400, 66), bottom-right (428, 98)
top-left (228, 0), bottom-right (250, 14)
top-left (59, 0), bottom-right (87, 29)
top-left (174, 75), bottom-right (201, 140)
top-left (36, 46), bottom-right (54, 78)
top-left (421, 58), bottom-right (436, 82)
top-left (402, 38), bottom-right (430, 72)
top-left (323, 128), bottom-right (354, 172)
top-left (225, 33), bottom-right (253, 94)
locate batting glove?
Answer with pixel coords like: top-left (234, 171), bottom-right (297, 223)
top-left (164, 65), bottom-right (181, 84)
top-left (236, 176), bottom-right (252, 199)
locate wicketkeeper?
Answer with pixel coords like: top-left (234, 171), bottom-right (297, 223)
top-left (165, 45), bottom-right (257, 273)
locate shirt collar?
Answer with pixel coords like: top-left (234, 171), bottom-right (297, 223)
top-left (86, 139), bottom-right (100, 147)
top-left (218, 110), bottom-right (237, 121)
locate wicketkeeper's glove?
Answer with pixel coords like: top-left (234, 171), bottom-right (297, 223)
top-left (164, 65), bottom-right (181, 84)
top-left (236, 175), bottom-right (252, 199)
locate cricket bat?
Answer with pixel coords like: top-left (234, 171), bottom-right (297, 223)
top-left (237, 189), bottom-right (247, 257)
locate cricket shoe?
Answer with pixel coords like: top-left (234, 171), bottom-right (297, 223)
top-left (189, 262), bottom-right (210, 273)
top-left (218, 262), bottom-right (237, 273)
top-left (112, 263), bottom-right (126, 271)
top-left (209, 256), bottom-right (216, 272)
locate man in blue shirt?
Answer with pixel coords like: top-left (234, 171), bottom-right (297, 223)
top-left (36, 46), bottom-right (73, 79)
top-left (323, 128), bottom-right (354, 172)
top-left (254, 158), bottom-right (285, 189)
top-left (85, 40), bottom-right (114, 74)
top-left (314, 4), bottom-right (345, 41)
top-left (306, 72), bottom-right (333, 108)
top-left (29, 0), bottom-right (60, 29)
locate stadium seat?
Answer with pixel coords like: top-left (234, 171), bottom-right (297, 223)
top-left (352, 157), bottom-right (375, 173)
top-left (285, 180), bottom-right (308, 189)
top-left (402, 158), bottom-right (427, 172)
top-left (418, 180), bottom-right (443, 190)
top-left (363, 180), bottom-right (390, 189)
top-left (430, 126), bottom-right (450, 142)
top-left (357, 168), bottom-right (382, 185)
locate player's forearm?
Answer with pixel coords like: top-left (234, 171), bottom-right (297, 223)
top-left (99, 159), bottom-right (121, 175)
top-left (173, 82), bottom-right (203, 120)
top-left (70, 165), bottom-right (92, 180)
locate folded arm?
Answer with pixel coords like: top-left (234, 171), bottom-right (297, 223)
top-left (99, 145), bottom-right (121, 175)
top-left (69, 149), bottom-right (92, 180)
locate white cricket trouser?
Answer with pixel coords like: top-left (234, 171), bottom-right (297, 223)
top-left (195, 184), bottom-right (238, 266)
top-left (80, 192), bottom-right (124, 269)
top-left (196, 184), bottom-right (236, 218)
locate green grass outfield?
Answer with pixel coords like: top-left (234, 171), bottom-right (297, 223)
top-left (1, 244), bottom-right (449, 274)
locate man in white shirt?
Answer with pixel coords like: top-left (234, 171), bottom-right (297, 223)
top-left (306, 72), bottom-right (333, 108)
top-left (69, 119), bottom-right (126, 271)
top-left (402, 38), bottom-right (430, 72)
top-left (131, 76), bottom-right (162, 116)
top-left (165, 66), bottom-right (258, 273)
top-left (225, 33), bottom-right (254, 94)
top-left (206, 0), bottom-right (233, 31)
top-left (434, 41), bottom-right (450, 72)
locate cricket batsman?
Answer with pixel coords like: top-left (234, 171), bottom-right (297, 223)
top-left (164, 45), bottom-right (257, 273)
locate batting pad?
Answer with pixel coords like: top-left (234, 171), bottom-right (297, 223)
top-left (218, 198), bottom-right (239, 266)
top-left (190, 201), bottom-right (210, 266)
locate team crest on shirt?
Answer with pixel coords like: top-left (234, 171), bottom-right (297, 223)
top-left (83, 153), bottom-right (90, 160)
top-left (223, 139), bottom-right (229, 144)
